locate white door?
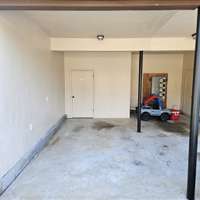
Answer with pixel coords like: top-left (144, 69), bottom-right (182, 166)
top-left (71, 70), bottom-right (94, 118)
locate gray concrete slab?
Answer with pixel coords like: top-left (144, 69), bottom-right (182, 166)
top-left (1, 118), bottom-right (200, 200)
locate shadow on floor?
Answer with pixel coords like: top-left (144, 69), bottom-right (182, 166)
top-left (131, 111), bottom-right (190, 136)
top-left (155, 120), bottom-right (189, 136)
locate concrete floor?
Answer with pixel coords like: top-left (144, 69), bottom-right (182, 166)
top-left (2, 117), bottom-right (200, 200)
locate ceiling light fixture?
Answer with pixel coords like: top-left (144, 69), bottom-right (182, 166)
top-left (97, 34), bottom-right (104, 41)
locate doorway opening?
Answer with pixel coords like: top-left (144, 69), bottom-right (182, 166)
top-left (143, 73), bottom-right (168, 108)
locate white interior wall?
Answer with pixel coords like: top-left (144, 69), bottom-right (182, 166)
top-left (64, 52), bottom-right (131, 118)
top-left (51, 37), bottom-right (195, 51)
top-left (181, 52), bottom-right (194, 116)
top-left (131, 52), bottom-right (184, 109)
top-left (0, 13), bottom-right (65, 178)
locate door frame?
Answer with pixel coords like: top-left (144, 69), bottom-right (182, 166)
top-left (70, 69), bottom-right (94, 118)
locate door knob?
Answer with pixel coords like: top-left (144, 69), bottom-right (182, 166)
top-left (72, 96), bottom-right (75, 98)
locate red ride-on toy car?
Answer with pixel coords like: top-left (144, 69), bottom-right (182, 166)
top-left (140, 95), bottom-right (172, 121)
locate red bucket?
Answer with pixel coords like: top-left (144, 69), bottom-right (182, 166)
top-left (170, 109), bottom-right (180, 121)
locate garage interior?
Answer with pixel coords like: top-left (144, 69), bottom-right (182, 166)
top-left (1, 2), bottom-right (200, 199)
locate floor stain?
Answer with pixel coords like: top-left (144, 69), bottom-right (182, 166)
top-left (159, 151), bottom-right (165, 156)
top-left (120, 135), bottom-right (133, 141)
top-left (157, 133), bottom-right (168, 137)
top-left (162, 144), bottom-right (169, 150)
top-left (116, 126), bottom-right (127, 133)
top-left (133, 160), bottom-right (144, 166)
top-left (92, 121), bottom-right (116, 131)
top-left (49, 136), bottom-right (60, 146)
top-left (159, 144), bottom-right (169, 156)
top-left (72, 126), bottom-right (84, 132)
top-left (166, 160), bottom-right (171, 167)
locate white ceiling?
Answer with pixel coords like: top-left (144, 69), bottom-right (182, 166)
top-left (25, 10), bottom-right (197, 38)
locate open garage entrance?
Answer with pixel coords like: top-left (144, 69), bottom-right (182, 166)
top-left (1, 1), bottom-right (200, 200)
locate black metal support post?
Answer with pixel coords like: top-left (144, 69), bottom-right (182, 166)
top-left (137, 51), bottom-right (143, 133)
top-left (187, 8), bottom-right (200, 200)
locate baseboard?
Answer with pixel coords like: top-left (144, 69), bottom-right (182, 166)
top-left (0, 114), bottom-right (67, 196)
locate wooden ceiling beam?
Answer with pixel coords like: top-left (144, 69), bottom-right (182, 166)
top-left (0, 0), bottom-right (200, 10)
